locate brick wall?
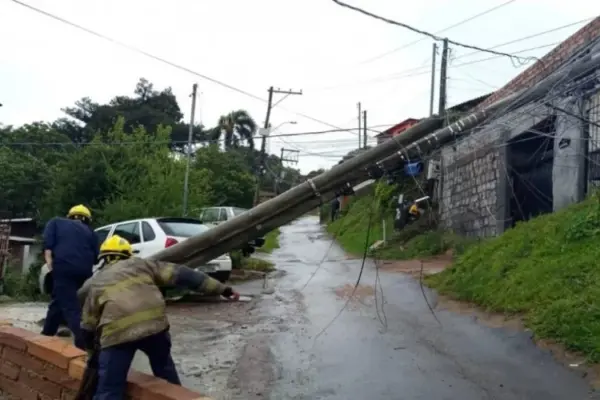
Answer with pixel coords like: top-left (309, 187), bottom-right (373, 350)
top-left (0, 322), bottom-right (211, 400)
top-left (479, 17), bottom-right (600, 110)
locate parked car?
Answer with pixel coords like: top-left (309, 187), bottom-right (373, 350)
top-left (199, 206), bottom-right (248, 227)
top-left (199, 206), bottom-right (265, 251)
top-left (38, 217), bottom-right (233, 295)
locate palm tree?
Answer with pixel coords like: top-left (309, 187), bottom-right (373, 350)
top-left (210, 110), bottom-right (257, 150)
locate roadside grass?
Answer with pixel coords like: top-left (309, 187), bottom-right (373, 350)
top-left (326, 195), bottom-right (393, 255)
top-left (257, 228), bottom-right (280, 253)
top-left (240, 257), bottom-right (275, 272)
top-left (327, 193), bottom-right (474, 260)
top-left (375, 230), bottom-right (475, 260)
top-left (427, 195), bottom-right (600, 362)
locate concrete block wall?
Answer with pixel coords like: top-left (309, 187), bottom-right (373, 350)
top-left (0, 322), bottom-right (210, 400)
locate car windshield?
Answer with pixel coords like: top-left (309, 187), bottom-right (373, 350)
top-left (232, 207), bottom-right (247, 216)
top-left (158, 220), bottom-right (209, 237)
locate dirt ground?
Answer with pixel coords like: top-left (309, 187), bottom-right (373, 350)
top-left (375, 252), bottom-right (453, 278)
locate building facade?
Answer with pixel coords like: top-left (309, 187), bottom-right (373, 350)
top-left (439, 18), bottom-right (600, 237)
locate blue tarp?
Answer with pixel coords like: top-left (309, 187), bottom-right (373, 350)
top-left (404, 162), bottom-right (422, 176)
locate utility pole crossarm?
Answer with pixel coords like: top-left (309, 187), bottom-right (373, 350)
top-left (256, 86), bottom-right (303, 205)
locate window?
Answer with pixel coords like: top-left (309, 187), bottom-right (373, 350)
top-left (113, 222), bottom-right (141, 244)
top-left (232, 207), bottom-right (247, 216)
top-left (218, 208), bottom-right (228, 222)
top-left (200, 208), bottom-right (220, 223)
top-left (95, 227), bottom-right (112, 247)
top-left (158, 221), bottom-right (209, 238)
top-left (142, 222), bottom-right (156, 242)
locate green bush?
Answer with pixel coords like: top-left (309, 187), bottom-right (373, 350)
top-left (2, 261), bottom-right (47, 301)
top-left (257, 229), bottom-right (280, 253)
top-left (427, 196), bottom-right (600, 361)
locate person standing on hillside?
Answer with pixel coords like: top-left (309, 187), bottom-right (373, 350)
top-left (41, 204), bottom-right (99, 350)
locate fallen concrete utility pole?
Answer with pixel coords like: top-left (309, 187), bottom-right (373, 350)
top-left (151, 52), bottom-right (600, 267)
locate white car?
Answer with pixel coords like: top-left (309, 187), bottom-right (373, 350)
top-left (38, 217), bottom-right (233, 295)
top-left (199, 206), bottom-right (265, 252)
top-left (199, 206), bottom-right (248, 227)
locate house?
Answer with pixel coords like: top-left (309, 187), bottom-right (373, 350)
top-left (0, 218), bottom-right (42, 274)
top-left (375, 118), bottom-right (421, 145)
top-left (439, 17), bottom-right (600, 237)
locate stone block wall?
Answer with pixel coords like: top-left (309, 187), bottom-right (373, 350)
top-left (440, 120), bottom-right (507, 238)
top-left (0, 322), bottom-right (210, 400)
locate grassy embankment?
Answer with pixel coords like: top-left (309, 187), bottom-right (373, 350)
top-left (330, 183), bottom-right (600, 361)
top-left (427, 195), bottom-right (600, 361)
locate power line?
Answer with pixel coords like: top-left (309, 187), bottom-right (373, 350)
top-left (0, 124), bottom-right (394, 147)
top-left (331, 0), bottom-right (537, 66)
top-left (358, 0), bottom-right (518, 65)
top-left (316, 42), bottom-right (558, 92)
top-left (312, 18), bottom-right (591, 92)
top-left (8, 0), bottom-right (372, 136)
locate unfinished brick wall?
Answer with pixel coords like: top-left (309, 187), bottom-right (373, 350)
top-left (0, 322), bottom-right (210, 400)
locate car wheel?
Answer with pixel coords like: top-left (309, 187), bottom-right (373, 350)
top-left (210, 271), bottom-right (231, 283)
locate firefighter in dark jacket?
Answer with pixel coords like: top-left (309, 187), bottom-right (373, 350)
top-left (78, 235), bottom-right (240, 400)
top-left (42, 205), bottom-right (99, 350)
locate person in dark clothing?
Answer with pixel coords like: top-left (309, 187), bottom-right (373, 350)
top-left (331, 197), bottom-right (340, 222)
top-left (42, 204), bottom-right (99, 350)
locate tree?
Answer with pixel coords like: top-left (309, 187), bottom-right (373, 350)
top-left (193, 145), bottom-right (255, 209)
top-left (0, 146), bottom-right (51, 218)
top-left (0, 122), bottom-right (74, 166)
top-left (42, 118), bottom-right (212, 226)
top-left (210, 110), bottom-right (257, 150)
top-left (54, 78), bottom-right (206, 152)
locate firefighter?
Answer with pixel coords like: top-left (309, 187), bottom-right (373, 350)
top-left (42, 204), bottom-right (99, 350)
top-left (78, 235), bottom-right (240, 399)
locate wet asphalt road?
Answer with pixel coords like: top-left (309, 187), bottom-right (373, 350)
top-left (2, 216), bottom-right (598, 399)
top-left (262, 216), bottom-right (598, 400)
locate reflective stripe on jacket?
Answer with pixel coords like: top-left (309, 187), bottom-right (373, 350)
top-left (80, 257), bottom-right (226, 348)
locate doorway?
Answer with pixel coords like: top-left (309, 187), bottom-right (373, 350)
top-left (506, 117), bottom-right (556, 227)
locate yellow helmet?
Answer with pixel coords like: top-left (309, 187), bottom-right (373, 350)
top-left (67, 204), bottom-right (92, 220)
top-left (99, 235), bottom-right (133, 258)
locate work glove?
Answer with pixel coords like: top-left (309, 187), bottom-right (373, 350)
top-left (222, 287), bottom-right (240, 301)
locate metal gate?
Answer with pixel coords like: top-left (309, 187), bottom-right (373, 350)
top-left (586, 90), bottom-right (600, 189)
top-left (0, 218), bottom-right (10, 294)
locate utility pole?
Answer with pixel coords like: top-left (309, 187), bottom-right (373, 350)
top-left (362, 110), bottom-right (367, 149)
top-left (276, 148), bottom-right (300, 194)
top-left (182, 83), bottom-right (198, 217)
top-left (357, 102), bottom-right (362, 149)
top-left (429, 42), bottom-right (438, 116)
top-left (255, 87), bottom-right (303, 205)
top-left (438, 38), bottom-right (449, 121)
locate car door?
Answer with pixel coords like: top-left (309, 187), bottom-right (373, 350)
top-left (216, 208), bottom-right (228, 225)
top-left (139, 220), bottom-right (161, 257)
top-left (111, 221), bottom-right (145, 257)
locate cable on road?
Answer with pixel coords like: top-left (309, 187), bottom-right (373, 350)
top-left (313, 207), bottom-right (375, 342)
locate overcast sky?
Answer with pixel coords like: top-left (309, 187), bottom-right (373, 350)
top-left (1, 0), bottom-right (598, 173)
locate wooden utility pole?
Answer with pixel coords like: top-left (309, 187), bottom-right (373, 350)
top-left (362, 110), bottom-right (367, 149)
top-left (429, 42), bottom-right (438, 117)
top-left (276, 148), bottom-right (300, 194)
top-left (438, 38), bottom-right (449, 121)
top-left (357, 102), bottom-right (362, 149)
top-left (255, 87), bottom-right (302, 205)
top-left (182, 83), bottom-right (198, 216)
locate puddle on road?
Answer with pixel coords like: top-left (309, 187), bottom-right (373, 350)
top-left (333, 284), bottom-right (375, 310)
